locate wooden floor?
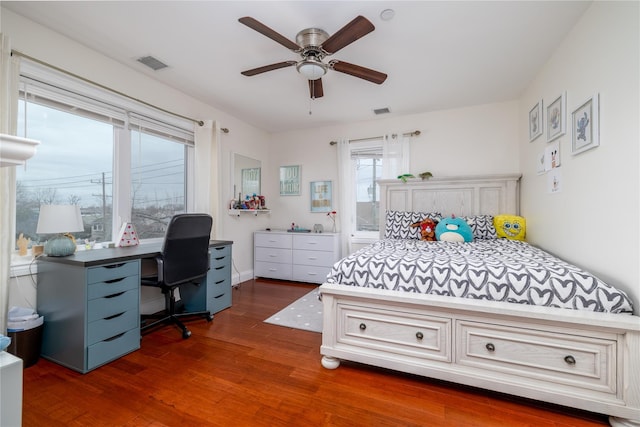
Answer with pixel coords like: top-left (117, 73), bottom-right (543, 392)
top-left (22, 279), bottom-right (610, 427)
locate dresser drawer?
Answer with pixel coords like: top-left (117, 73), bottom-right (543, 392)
top-left (87, 260), bottom-right (139, 284)
top-left (293, 249), bottom-right (336, 267)
top-left (293, 234), bottom-right (335, 252)
top-left (88, 275), bottom-right (138, 300)
top-left (337, 304), bottom-right (451, 362)
top-left (87, 288), bottom-right (139, 322)
top-left (457, 321), bottom-right (616, 393)
top-left (255, 232), bottom-right (292, 249)
top-left (87, 309), bottom-right (139, 345)
top-left (292, 264), bottom-right (331, 284)
top-left (255, 247), bottom-right (291, 264)
top-left (87, 328), bottom-right (139, 371)
top-left (254, 261), bottom-right (292, 280)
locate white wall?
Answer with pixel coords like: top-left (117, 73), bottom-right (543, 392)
top-left (266, 101), bottom-right (520, 233)
top-left (519, 1), bottom-right (639, 310)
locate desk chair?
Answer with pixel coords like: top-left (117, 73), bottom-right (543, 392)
top-left (140, 213), bottom-right (213, 339)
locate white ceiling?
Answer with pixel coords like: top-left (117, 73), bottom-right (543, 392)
top-left (3, 1), bottom-right (591, 133)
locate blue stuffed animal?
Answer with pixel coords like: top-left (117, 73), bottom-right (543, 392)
top-left (435, 216), bottom-right (473, 242)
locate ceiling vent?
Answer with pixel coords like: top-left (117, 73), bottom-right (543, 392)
top-left (137, 55), bottom-right (168, 71)
top-left (374, 107), bottom-right (390, 115)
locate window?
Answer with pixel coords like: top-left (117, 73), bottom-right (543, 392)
top-left (14, 59), bottom-right (194, 247)
top-left (352, 144), bottom-right (382, 234)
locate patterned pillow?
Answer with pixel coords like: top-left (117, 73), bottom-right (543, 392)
top-left (385, 210), bottom-right (442, 239)
top-left (462, 215), bottom-right (497, 239)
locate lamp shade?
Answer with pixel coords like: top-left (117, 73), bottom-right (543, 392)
top-left (296, 59), bottom-right (327, 80)
top-left (36, 205), bottom-right (84, 234)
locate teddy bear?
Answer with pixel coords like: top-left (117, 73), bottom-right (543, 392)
top-left (410, 218), bottom-right (438, 241)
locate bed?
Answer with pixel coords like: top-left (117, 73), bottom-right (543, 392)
top-left (319, 174), bottom-right (640, 426)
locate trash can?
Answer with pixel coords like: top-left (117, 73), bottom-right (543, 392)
top-left (6, 306), bottom-right (44, 368)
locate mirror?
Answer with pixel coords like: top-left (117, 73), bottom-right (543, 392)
top-left (232, 153), bottom-right (261, 200)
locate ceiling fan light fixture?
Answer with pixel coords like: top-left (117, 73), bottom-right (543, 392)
top-left (297, 59), bottom-right (327, 80)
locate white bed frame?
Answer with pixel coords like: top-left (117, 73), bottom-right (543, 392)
top-left (320, 174), bottom-right (640, 426)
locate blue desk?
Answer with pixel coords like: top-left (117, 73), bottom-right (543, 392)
top-left (36, 240), bottom-right (233, 373)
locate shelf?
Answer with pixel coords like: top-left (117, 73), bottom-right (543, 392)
top-left (229, 209), bottom-right (271, 217)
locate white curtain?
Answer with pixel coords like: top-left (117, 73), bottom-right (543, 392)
top-left (335, 139), bottom-right (351, 257)
top-left (194, 120), bottom-right (220, 239)
top-left (382, 132), bottom-right (410, 178)
top-left (0, 34), bottom-right (21, 334)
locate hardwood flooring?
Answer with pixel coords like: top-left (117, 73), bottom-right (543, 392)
top-left (22, 279), bottom-right (609, 426)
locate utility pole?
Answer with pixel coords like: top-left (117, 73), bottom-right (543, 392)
top-left (91, 172), bottom-right (108, 240)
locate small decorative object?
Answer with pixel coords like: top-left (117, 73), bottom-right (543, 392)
top-left (16, 233), bottom-right (30, 256)
top-left (571, 93), bottom-right (599, 155)
top-left (529, 99), bottom-right (543, 141)
top-left (310, 180), bottom-right (332, 212)
top-left (32, 245), bottom-right (44, 257)
top-left (493, 215), bottom-right (526, 241)
top-left (419, 171), bottom-right (433, 180)
top-left (313, 224), bottom-right (324, 233)
top-left (0, 334), bottom-right (10, 351)
top-left (280, 165), bottom-right (301, 196)
top-left (410, 218), bottom-right (437, 241)
top-left (397, 174), bottom-right (415, 183)
top-left (117, 222), bottom-right (139, 247)
top-left (327, 210), bottom-right (337, 233)
top-left (546, 92), bottom-right (566, 142)
top-left (435, 216), bottom-right (473, 242)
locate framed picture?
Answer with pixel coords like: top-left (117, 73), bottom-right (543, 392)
top-left (529, 100), bottom-right (543, 141)
top-left (571, 93), bottom-right (599, 155)
top-left (546, 92), bottom-right (566, 142)
top-left (310, 181), bottom-right (332, 212)
top-left (279, 165), bottom-right (300, 196)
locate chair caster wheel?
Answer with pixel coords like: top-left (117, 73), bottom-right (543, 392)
top-left (206, 314), bottom-right (214, 322)
top-left (182, 330), bottom-right (191, 339)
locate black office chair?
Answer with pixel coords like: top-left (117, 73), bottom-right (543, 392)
top-left (140, 213), bottom-right (214, 339)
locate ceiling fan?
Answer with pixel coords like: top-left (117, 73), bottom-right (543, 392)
top-left (238, 15), bottom-right (387, 99)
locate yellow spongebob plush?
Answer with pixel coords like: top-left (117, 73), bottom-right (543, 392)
top-left (493, 215), bottom-right (526, 241)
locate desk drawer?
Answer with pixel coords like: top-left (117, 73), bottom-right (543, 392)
top-left (210, 244), bottom-right (231, 262)
top-left (255, 233), bottom-right (292, 249)
top-left (209, 263), bottom-right (230, 283)
top-left (208, 291), bottom-right (232, 314)
top-left (87, 328), bottom-right (139, 371)
top-left (87, 289), bottom-right (139, 322)
top-left (88, 275), bottom-right (138, 300)
top-left (87, 261), bottom-right (139, 284)
top-left (88, 309), bottom-right (139, 345)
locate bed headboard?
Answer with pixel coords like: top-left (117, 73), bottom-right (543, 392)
top-left (378, 174), bottom-right (521, 237)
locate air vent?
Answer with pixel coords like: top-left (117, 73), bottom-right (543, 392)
top-left (374, 107), bottom-right (390, 115)
top-left (137, 56), bottom-right (168, 71)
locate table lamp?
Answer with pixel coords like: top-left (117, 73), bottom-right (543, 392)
top-left (36, 205), bottom-right (85, 256)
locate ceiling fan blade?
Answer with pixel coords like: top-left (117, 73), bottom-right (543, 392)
top-left (241, 61), bottom-right (296, 76)
top-left (322, 16), bottom-right (375, 55)
top-left (309, 79), bottom-right (324, 99)
top-left (238, 17), bottom-right (301, 51)
top-left (330, 60), bottom-right (387, 84)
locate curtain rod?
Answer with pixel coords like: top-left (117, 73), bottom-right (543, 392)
top-left (11, 50), bottom-right (209, 128)
top-left (329, 130), bottom-right (420, 145)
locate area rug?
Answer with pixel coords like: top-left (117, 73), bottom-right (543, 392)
top-left (264, 288), bottom-right (322, 333)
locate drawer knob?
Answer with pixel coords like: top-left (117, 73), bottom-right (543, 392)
top-left (485, 343), bottom-right (496, 352)
top-left (564, 355), bottom-right (576, 365)
top-left (359, 323), bottom-right (366, 331)
top-left (416, 332), bottom-right (424, 340)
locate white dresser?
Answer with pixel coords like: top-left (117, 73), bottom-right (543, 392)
top-left (254, 231), bottom-right (340, 284)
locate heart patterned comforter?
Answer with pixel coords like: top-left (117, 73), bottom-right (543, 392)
top-left (326, 239), bottom-right (633, 313)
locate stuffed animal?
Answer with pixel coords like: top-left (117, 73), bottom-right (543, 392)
top-left (493, 215), bottom-right (526, 240)
top-left (410, 218), bottom-right (438, 241)
top-left (435, 215), bottom-right (473, 242)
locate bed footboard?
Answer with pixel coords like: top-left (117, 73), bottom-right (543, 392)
top-left (320, 283), bottom-right (640, 425)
